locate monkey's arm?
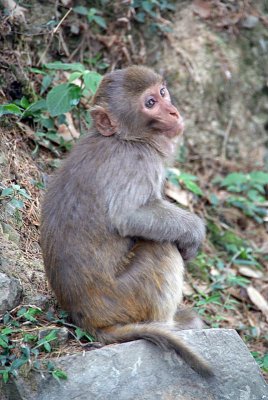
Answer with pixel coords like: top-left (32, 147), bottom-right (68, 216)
top-left (110, 199), bottom-right (205, 260)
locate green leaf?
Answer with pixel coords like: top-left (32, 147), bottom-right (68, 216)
top-left (41, 75), bottom-right (54, 95)
top-left (17, 188), bottom-right (31, 199)
top-left (52, 369), bottom-right (68, 380)
top-left (44, 342), bottom-right (51, 352)
top-left (178, 172), bottom-right (198, 181)
top-left (23, 333), bottom-right (38, 343)
top-left (135, 11), bottom-right (146, 22)
top-left (20, 97), bottom-right (30, 109)
top-left (17, 307), bottom-right (27, 316)
top-left (44, 62), bottom-right (85, 72)
top-left (263, 354), bottom-right (268, 371)
top-left (1, 327), bottom-right (18, 335)
top-left (0, 370), bottom-right (10, 383)
top-left (9, 198), bottom-right (24, 209)
top-left (29, 67), bottom-right (47, 75)
top-left (23, 99), bottom-right (47, 117)
top-left (0, 104), bottom-right (23, 117)
top-left (209, 193), bottom-right (219, 206)
top-left (46, 360), bottom-right (55, 371)
top-left (220, 172), bottom-right (248, 187)
top-left (39, 116), bottom-right (54, 129)
top-left (43, 330), bottom-right (58, 342)
top-left (142, 1), bottom-right (153, 12)
top-left (247, 189), bottom-right (265, 202)
top-left (1, 188), bottom-right (13, 197)
top-left (92, 15), bottom-right (107, 29)
top-left (73, 5), bottom-right (88, 15)
top-left (0, 336), bottom-right (9, 348)
top-left (75, 328), bottom-right (94, 342)
top-left (249, 171), bottom-right (268, 185)
top-left (68, 72), bottom-right (83, 82)
top-left (46, 83), bottom-right (82, 117)
top-left (227, 274), bottom-right (250, 288)
top-left (83, 71), bottom-right (102, 94)
top-left (33, 360), bottom-right (40, 369)
top-left (182, 180), bottom-right (203, 196)
top-left (10, 358), bottom-right (28, 371)
top-left (21, 346), bottom-right (31, 359)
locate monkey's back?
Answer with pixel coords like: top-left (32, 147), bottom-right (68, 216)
top-left (40, 132), bottom-right (164, 312)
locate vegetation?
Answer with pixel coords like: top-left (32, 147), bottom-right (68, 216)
top-left (0, 306), bottom-right (93, 382)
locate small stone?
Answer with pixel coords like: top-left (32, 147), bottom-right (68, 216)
top-left (0, 272), bottom-right (23, 313)
top-left (241, 15), bottom-right (259, 29)
top-left (1, 223), bottom-right (20, 245)
top-left (0, 152), bottom-right (7, 165)
top-left (28, 294), bottom-right (49, 309)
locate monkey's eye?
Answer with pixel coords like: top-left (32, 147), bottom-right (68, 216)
top-left (160, 87), bottom-right (165, 97)
top-left (145, 98), bottom-right (156, 109)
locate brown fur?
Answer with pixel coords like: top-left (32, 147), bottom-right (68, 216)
top-left (40, 66), bottom-right (212, 377)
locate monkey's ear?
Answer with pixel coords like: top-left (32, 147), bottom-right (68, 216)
top-left (91, 107), bottom-right (117, 136)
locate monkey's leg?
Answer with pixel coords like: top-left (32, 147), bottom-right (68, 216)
top-left (115, 241), bottom-right (184, 323)
top-left (73, 242), bottom-right (212, 377)
top-left (74, 241), bottom-right (183, 330)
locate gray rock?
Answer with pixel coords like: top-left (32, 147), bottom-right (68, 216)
top-left (0, 152), bottom-right (7, 165)
top-left (1, 329), bottom-right (267, 400)
top-left (28, 294), bottom-right (49, 309)
top-left (241, 15), bottom-right (259, 29)
top-left (0, 272), bottom-right (22, 313)
top-left (1, 223), bottom-right (20, 245)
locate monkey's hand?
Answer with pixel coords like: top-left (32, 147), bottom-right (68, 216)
top-left (110, 198), bottom-right (205, 261)
top-left (175, 214), bottom-right (206, 261)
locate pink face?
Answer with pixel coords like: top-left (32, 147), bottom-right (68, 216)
top-left (140, 83), bottom-right (184, 138)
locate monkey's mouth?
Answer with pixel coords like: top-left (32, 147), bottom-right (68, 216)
top-left (163, 119), bottom-right (184, 138)
top-left (147, 118), bottom-right (184, 138)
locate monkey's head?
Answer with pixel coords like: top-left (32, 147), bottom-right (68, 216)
top-left (90, 66), bottom-right (184, 154)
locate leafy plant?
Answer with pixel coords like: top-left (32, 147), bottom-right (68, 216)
top-left (0, 308), bottom-right (68, 383)
top-left (195, 292), bottom-right (222, 307)
top-left (0, 184), bottom-right (31, 223)
top-left (0, 306), bottom-right (94, 383)
top-left (0, 184), bottom-right (31, 210)
top-left (0, 63), bottom-right (103, 155)
top-left (132, 0), bottom-right (175, 32)
top-left (73, 6), bottom-right (107, 29)
top-left (214, 171), bottom-right (268, 223)
top-left (252, 352), bottom-right (268, 373)
top-left (167, 168), bottom-right (204, 196)
top-left (74, 328), bottom-right (94, 342)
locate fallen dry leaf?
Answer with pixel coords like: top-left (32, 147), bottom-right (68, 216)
top-left (182, 282), bottom-right (194, 297)
top-left (57, 113), bottom-right (80, 141)
top-left (238, 266), bottom-right (264, 279)
top-left (165, 181), bottom-right (191, 207)
top-left (192, 0), bottom-right (211, 19)
top-left (247, 286), bottom-right (268, 322)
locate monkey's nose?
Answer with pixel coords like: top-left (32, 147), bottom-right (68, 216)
top-left (169, 105), bottom-right (180, 118)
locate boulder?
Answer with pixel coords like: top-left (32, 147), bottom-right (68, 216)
top-left (1, 329), bottom-right (267, 400)
top-left (0, 272), bottom-right (22, 313)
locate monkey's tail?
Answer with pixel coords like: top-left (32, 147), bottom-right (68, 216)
top-left (97, 323), bottom-right (213, 378)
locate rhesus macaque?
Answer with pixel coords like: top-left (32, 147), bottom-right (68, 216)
top-left (41, 66), bottom-right (212, 377)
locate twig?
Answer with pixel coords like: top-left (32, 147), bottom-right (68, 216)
top-left (37, 8), bottom-right (72, 66)
top-left (53, 7), bottom-right (72, 34)
top-left (221, 117), bottom-right (234, 160)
